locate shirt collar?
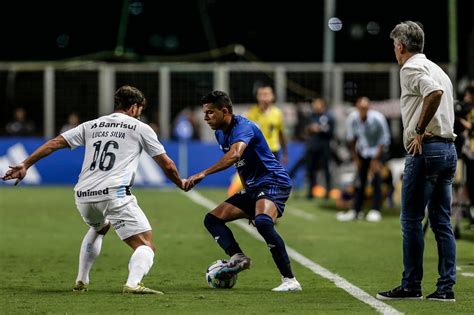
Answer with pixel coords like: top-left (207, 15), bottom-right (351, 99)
top-left (403, 53), bottom-right (426, 67)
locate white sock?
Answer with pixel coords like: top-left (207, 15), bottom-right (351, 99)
top-left (76, 227), bottom-right (104, 284)
top-left (126, 245), bottom-right (154, 288)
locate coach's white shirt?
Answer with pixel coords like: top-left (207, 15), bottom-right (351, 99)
top-left (399, 53), bottom-right (455, 150)
top-left (62, 112), bottom-right (165, 202)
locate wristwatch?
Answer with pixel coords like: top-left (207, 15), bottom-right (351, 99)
top-left (415, 125), bottom-right (425, 135)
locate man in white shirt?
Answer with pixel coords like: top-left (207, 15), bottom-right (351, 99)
top-left (337, 96), bottom-right (391, 222)
top-left (2, 85), bottom-right (186, 294)
top-left (377, 21), bottom-right (457, 302)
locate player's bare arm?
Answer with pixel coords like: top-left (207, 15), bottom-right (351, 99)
top-left (185, 141), bottom-right (246, 191)
top-left (1, 135), bottom-right (69, 185)
top-left (153, 153), bottom-right (186, 190)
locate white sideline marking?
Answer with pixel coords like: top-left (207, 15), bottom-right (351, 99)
top-left (461, 272), bottom-right (474, 277)
top-left (287, 207), bottom-right (316, 221)
top-left (183, 190), bottom-right (403, 315)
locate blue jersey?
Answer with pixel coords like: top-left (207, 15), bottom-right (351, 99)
top-left (215, 115), bottom-right (291, 190)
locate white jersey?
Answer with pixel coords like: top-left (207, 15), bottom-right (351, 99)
top-left (345, 109), bottom-right (391, 159)
top-left (62, 112), bottom-right (165, 202)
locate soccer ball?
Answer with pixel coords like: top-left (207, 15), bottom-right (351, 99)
top-left (205, 259), bottom-right (238, 289)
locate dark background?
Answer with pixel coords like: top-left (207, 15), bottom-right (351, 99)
top-left (1, 0), bottom-right (472, 79)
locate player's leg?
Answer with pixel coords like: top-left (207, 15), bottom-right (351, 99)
top-left (108, 195), bottom-right (162, 294)
top-left (254, 203), bottom-right (301, 292)
top-left (205, 200), bottom-right (248, 257)
top-left (206, 194), bottom-right (254, 280)
top-left (254, 189), bottom-right (301, 291)
top-left (74, 202), bottom-right (111, 291)
top-left (353, 157), bottom-right (370, 216)
top-left (122, 231), bottom-right (162, 294)
top-left (305, 149), bottom-right (317, 199)
top-left (367, 159), bottom-right (383, 222)
top-left (322, 146), bottom-right (332, 198)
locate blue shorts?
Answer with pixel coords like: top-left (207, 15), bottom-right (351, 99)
top-left (225, 184), bottom-right (291, 218)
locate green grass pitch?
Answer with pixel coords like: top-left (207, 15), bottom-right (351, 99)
top-left (1, 187), bottom-right (473, 314)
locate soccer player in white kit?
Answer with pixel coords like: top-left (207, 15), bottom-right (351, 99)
top-left (2, 85), bottom-right (186, 294)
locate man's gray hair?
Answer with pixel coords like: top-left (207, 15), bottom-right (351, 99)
top-left (390, 21), bottom-right (424, 53)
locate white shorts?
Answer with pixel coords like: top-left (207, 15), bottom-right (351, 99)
top-left (75, 195), bottom-right (152, 240)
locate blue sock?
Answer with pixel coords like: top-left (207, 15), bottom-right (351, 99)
top-left (204, 213), bottom-right (243, 256)
top-left (254, 214), bottom-right (294, 278)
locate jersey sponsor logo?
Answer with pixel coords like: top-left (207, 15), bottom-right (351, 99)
top-left (91, 121), bottom-right (137, 131)
top-left (76, 187), bottom-right (109, 198)
top-left (0, 143), bottom-right (41, 184)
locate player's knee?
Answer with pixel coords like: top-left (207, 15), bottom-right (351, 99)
top-left (254, 214), bottom-right (274, 231)
top-left (204, 213), bottom-right (222, 229)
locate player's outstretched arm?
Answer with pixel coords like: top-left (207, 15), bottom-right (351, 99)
top-left (153, 153), bottom-right (186, 190)
top-left (1, 135), bottom-right (70, 185)
top-left (184, 141), bottom-right (247, 191)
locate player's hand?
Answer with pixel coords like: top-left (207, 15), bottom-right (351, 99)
top-left (1, 163), bottom-right (27, 185)
top-left (178, 178), bottom-right (188, 191)
top-left (369, 158), bottom-right (381, 173)
top-left (184, 172), bottom-right (205, 191)
top-left (407, 134), bottom-right (424, 156)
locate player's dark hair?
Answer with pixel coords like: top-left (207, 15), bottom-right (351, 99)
top-left (200, 90), bottom-right (233, 114)
top-left (255, 84), bottom-right (275, 100)
top-left (390, 21), bottom-right (424, 53)
top-left (114, 85), bottom-right (147, 110)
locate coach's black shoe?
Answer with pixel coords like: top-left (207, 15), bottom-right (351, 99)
top-left (376, 286), bottom-right (422, 300)
top-left (426, 291), bottom-right (455, 302)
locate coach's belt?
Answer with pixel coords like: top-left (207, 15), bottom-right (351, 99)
top-left (423, 136), bottom-right (454, 143)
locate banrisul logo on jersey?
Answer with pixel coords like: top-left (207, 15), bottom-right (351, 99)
top-left (91, 122), bottom-right (137, 130)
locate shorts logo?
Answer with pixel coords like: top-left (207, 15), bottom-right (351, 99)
top-left (214, 236), bottom-right (220, 242)
top-left (113, 220), bottom-right (125, 230)
top-left (257, 191), bottom-right (265, 198)
top-left (234, 159), bottom-right (246, 168)
top-left (268, 244), bottom-right (276, 249)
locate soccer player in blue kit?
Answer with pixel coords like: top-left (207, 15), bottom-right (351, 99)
top-left (185, 90), bottom-right (302, 291)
